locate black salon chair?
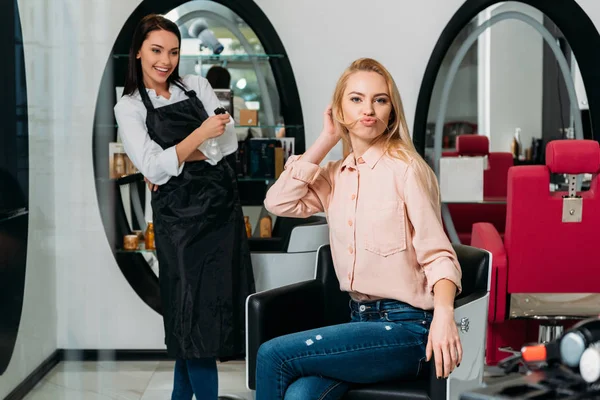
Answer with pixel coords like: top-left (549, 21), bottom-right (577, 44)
top-left (247, 216), bottom-right (330, 293)
top-left (246, 244), bottom-right (491, 399)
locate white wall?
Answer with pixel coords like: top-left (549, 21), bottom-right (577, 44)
top-left (0, 0), bottom-right (59, 395)
top-left (4, 0), bottom-right (600, 364)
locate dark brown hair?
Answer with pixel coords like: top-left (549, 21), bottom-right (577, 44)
top-left (122, 14), bottom-right (184, 96)
top-left (206, 66), bottom-right (231, 89)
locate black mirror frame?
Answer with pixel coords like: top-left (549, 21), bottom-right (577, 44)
top-left (412, 0), bottom-right (600, 156)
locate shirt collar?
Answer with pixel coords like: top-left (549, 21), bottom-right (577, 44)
top-left (341, 140), bottom-right (386, 170)
top-left (143, 83), bottom-right (175, 99)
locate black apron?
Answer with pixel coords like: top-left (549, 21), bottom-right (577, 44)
top-left (139, 82), bottom-right (255, 360)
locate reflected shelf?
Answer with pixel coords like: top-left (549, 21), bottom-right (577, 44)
top-left (112, 54), bottom-right (285, 62)
top-left (117, 248), bottom-right (156, 255)
top-left (97, 124), bottom-right (303, 130)
top-left (97, 174), bottom-right (275, 186)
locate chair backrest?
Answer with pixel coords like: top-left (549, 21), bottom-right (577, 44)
top-left (286, 216), bottom-right (329, 253)
top-left (444, 135), bottom-right (512, 242)
top-left (504, 139), bottom-right (600, 294)
top-left (272, 215), bottom-right (326, 251)
top-left (315, 244), bottom-right (490, 326)
top-left (456, 134), bottom-right (514, 198)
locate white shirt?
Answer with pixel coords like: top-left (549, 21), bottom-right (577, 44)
top-left (114, 74), bottom-right (238, 185)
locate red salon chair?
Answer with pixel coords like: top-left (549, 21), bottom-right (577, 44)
top-left (472, 139), bottom-right (600, 365)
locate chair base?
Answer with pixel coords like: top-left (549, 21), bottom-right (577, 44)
top-left (537, 322), bottom-right (564, 344)
top-left (532, 315), bottom-right (585, 344)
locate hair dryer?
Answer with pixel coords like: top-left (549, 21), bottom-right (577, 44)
top-left (188, 19), bottom-right (224, 55)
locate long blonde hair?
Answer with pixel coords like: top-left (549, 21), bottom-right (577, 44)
top-left (331, 58), bottom-right (441, 207)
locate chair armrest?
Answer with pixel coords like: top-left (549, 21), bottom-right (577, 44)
top-left (427, 290), bottom-right (490, 400)
top-left (471, 223), bottom-right (507, 322)
top-left (246, 279), bottom-right (325, 390)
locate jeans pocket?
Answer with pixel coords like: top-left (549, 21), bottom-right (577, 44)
top-left (384, 310), bottom-right (430, 337)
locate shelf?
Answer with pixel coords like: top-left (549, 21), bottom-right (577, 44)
top-left (116, 173), bottom-right (143, 185)
top-left (97, 174), bottom-right (273, 186)
top-left (238, 125), bottom-right (302, 129)
top-left (112, 54), bottom-right (285, 62)
top-left (103, 124), bottom-right (302, 130)
top-left (117, 248), bottom-right (156, 255)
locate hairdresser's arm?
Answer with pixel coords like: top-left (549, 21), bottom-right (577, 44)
top-left (264, 106), bottom-right (340, 217)
top-left (115, 100), bottom-right (227, 185)
top-left (174, 114), bottom-right (229, 165)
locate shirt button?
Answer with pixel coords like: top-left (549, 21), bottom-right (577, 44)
top-left (351, 194), bottom-right (356, 200)
top-left (359, 305), bottom-right (366, 312)
top-left (348, 246), bottom-right (354, 254)
top-left (348, 220), bottom-right (353, 227)
top-left (357, 157), bottom-right (365, 164)
top-left (347, 272), bottom-right (352, 280)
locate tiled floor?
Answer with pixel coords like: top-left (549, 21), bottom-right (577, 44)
top-left (24, 360), bottom-right (253, 400)
top-left (22, 360), bottom-right (513, 399)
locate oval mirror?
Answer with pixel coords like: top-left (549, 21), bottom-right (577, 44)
top-left (413, 0), bottom-right (600, 244)
top-left (92, 0), bottom-right (304, 314)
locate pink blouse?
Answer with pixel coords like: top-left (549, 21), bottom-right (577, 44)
top-left (264, 142), bottom-right (462, 310)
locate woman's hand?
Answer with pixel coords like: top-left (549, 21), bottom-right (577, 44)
top-left (198, 114), bottom-right (230, 140)
top-left (426, 306), bottom-right (463, 379)
top-left (321, 105), bottom-right (341, 142)
top-left (144, 177), bottom-right (158, 192)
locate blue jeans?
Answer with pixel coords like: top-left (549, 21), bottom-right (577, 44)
top-left (255, 299), bottom-right (432, 400)
top-left (171, 358), bottom-right (218, 400)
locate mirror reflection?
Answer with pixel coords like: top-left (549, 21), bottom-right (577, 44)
top-left (426, 1), bottom-right (591, 165)
top-left (425, 1), bottom-right (594, 246)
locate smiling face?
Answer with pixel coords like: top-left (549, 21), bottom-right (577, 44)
top-left (340, 71), bottom-right (393, 148)
top-left (136, 29), bottom-right (180, 91)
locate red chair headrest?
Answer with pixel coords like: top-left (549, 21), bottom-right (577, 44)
top-left (456, 135), bottom-right (489, 156)
top-left (546, 140), bottom-right (600, 174)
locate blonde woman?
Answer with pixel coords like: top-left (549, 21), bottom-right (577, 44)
top-left (256, 58), bottom-right (463, 399)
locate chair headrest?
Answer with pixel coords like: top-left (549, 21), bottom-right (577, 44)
top-left (546, 140), bottom-right (600, 174)
top-left (456, 135), bottom-right (489, 157)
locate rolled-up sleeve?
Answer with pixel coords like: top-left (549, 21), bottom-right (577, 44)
top-left (403, 162), bottom-right (462, 294)
top-left (114, 99), bottom-right (184, 185)
top-left (264, 155), bottom-right (334, 218)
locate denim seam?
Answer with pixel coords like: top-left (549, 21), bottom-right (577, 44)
top-left (318, 381), bottom-right (344, 400)
top-left (277, 339), bottom-right (425, 397)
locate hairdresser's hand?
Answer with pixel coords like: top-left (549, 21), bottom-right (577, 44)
top-left (321, 105), bottom-right (341, 142)
top-left (426, 306), bottom-right (462, 379)
top-left (197, 114), bottom-right (230, 140)
top-left (144, 177), bottom-right (158, 192)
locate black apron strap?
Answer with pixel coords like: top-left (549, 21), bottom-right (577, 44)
top-left (172, 80), bottom-right (196, 98)
top-left (138, 80), bottom-right (195, 112)
top-left (137, 83), bottom-right (155, 111)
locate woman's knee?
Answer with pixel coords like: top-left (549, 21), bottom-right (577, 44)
top-left (284, 377), bottom-right (346, 400)
top-left (283, 378), bottom-right (312, 400)
top-left (257, 336), bottom-right (284, 366)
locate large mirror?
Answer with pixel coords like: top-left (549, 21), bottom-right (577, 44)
top-left (416, 0), bottom-right (596, 245)
top-left (426, 1), bottom-right (591, 167)
top-left (92, 0), bottom-right (303, 313)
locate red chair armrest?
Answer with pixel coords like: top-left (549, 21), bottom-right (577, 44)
top-left (471, 223), bottom-right (508, 323)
